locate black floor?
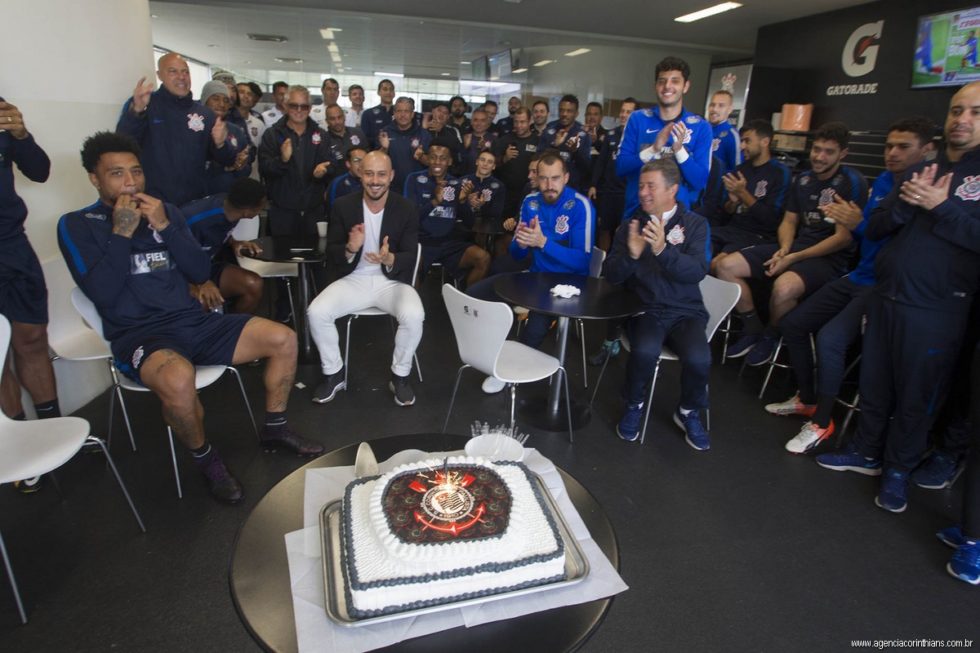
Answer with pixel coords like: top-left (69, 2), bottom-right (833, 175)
top-left (2, 274), bottom-right (978, 652)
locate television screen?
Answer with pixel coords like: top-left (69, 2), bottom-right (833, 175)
top-left (912, 6), bottom-right (980, 88)
top-left (470, 57), bottom-right (489, 81)
top-left (488, 50), bottom-right (512, 80)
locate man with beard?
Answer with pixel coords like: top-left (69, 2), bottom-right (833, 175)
top-left (345, 84), bottom-right (366, 129)
top-left (495, 96), bottom-right (522, 136)
top-left (707, 89), bottom-right (740, 173)
top-left (538, 94), bottom-right (592, 192)
top-left (379, 97), bottom-right (431, 192)
top-left (321, 103), bottom-right (367, 189)
top-left (308, 151), bottom-right (424, 408)
top-left (448, 95), bottom-right (472, 136)
top-left (531, 100), bottom-right (549, 137)
top-left (117, 52), bottom-right (235, 205)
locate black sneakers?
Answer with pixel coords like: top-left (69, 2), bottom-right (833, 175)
top-left (199, 454), bottom-right (243, 504)
top-left (389, 373), bottom-right (416, 406)
top-left (312, 370), bottom-right (346, 404)
top-left (260, 426), bottom-right (325, 457)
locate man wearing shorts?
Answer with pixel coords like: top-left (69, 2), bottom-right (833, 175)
top-left (58, 132), bottom-right (323, 504)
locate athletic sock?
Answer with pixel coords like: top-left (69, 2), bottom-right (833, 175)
top-left (34, 399), bottom-right (61, 419)
top-left (738, 310), bottom-right (763, 335)
top-left (264, 411), bottom-right (287, 433)
top-left (191, 442), bottom-right (215, 467)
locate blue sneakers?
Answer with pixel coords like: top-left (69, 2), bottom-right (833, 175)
top-left (937, 525), bottom-right (968, 549)
top-left (727, 333), bottom-right (760, 359)
top-left (745, 334), bottom-right (779, 367)
top-left (911, 449), bottom-right (965, 489)
top-left (673, 408), bottom-right (710, 451)
top-left (617, 402), bottom-right (644, 442)
top-left (947, 540), bottom-right (980, 586)
top-left (815, 443), bottom-right (882, 476)
top-left (874, 467), bottom-right (909, 513)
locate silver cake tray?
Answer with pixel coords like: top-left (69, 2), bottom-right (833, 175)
top-left (319, 472), bottom-right (590, 627)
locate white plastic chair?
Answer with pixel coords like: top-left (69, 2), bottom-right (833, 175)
top-left (441, 284), bottom-right (574, 441)
top-left (590, 276), bottom-right (741, 443)
top-left (342, 244), bottom-right (424, 387)
top-left (0, 315), bottom-right (145, 624)
top-left (70, 288), bottom-right (257, 498)
top-left (231, 215), bottom-right (299, 330)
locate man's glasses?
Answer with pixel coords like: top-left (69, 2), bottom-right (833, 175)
top-left (287, 103), bottom-right (311, 111)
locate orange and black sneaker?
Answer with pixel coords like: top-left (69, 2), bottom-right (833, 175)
top-left (785, 420), bottom-right (835, 454)
top-left (764, 393), bottom-right (817, 418)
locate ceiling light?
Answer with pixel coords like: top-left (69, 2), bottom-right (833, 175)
top-left (150, 14), bottom-right (158, 18)
top-left (533, 60), bottom-right (555, 67)
top-left (565, 48), bottom-right (591, 57)
top-left (374, 71), bottom-right (404, 78)
top-left (674, 2), bottom-right (742, 23)
top-left (330, 53), bottom-right (342, 63)
top-left (441, 72), bottom-right (451, 76)
top-left (275, 57), bottom-right (303, 64)
top-left (248, 33), bottom-right (289, 43)
top-left (512, 67), bottom-right (528, 74)
top-left (327, 43), bottom-right (340, 53)
top-left (460, 60), bottom-right (471, 65)
top-left (319, 29), bottom-right (334, 40)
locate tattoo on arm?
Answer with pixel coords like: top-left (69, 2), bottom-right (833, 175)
top-left (113, 207), bottom-right (141, 237)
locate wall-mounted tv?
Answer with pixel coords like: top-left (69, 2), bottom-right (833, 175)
top-left (913, 6), bottom-right (980, 88)
top-left (488, 50), bottom-right (512, 81)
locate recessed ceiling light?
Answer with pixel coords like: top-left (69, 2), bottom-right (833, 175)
top-left (319, 27), bottom-right (343, 39)
top-left (327, 43), bottom-right (340, 53)
top-left (512, 67), bottom-right (528, 74)
top-left (275, 57), bottom-right (303, 64)
top-left (565, 48), bottom-right (591, 57)
top-left (441, 72), bottom-right (451, 76)
top-left (674, 2), bottom-right (742, 23)
top-left (533, 59), bottom-right (555, 67)
top-left (248, 33), bottom-right (289, 43)
top-left (207, 44), bottom-right (219, 48)
top-left (460, 60), bottom-right (471, 65)
top-left (374, 71), bottom-right (404, 78)
top-left (150, 14), bottom-right (158, 18)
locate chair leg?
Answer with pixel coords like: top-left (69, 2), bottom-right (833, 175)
top-left (227, 367), bottom-right (258, 438)
top-left (758, 337), bottom-right (784, 399)
top-left (108, 365), bottom-right (137, 452)
top-left (705, 385), bottom-right (711, 432)
top-left (510, 384), bottom-right (517, 434)
top-left (414, 353), bottom-right (423, 383)
top-left (721, 314), bottom-right (732, 364)
top-left (590, 349), bottom-right (612, 406)
top-left (639, 360), bottom-right (661, 445)
top-left (578, 319), bottom-right (588, 389)
top-left (559, 366), bottom-right (574, 443)
top-left (87, 436), bottom-right (146, 533)
top-left (344, 315), bottom-right (356, 388)
top-left (166, 427), bottom-right (183, 499)
top-left (442, 365), bottom-right (470, 433)
top-left (0, 527), bottom-right (27, 624)
top-left (284, 278), bottom-right (299, 335)
top-left (838, 391), bottom-right (860, 446)
top-left (106, 385), bottom-right (116, 451)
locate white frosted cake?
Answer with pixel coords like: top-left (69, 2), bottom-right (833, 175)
top-left (339, 455), bottom-right (566, 617)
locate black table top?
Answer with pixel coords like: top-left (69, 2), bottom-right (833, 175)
top-left (229, 432), bottom-right (619, 653)
top-left (465, 218), bottom-right (507, 235)
top-left (245, 236), bottom-right (327, 264)
top-left (494, 271), bottom-right (642, 321)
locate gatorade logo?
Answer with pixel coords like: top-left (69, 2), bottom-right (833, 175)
top-left (842, 20), bottom-right (884, 77)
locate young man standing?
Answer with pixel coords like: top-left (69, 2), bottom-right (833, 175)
top-left (707, 89), bottom-right (739, 173)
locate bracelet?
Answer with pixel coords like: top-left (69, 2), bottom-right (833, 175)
top-left (345, 247), bottom-right (356, 256)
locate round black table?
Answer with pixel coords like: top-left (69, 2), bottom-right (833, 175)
top-left (494, 272), bottom-right (641, 431)
top-left (230, 433), bottom-right (619, 653)
top-left (243, 236), bottom-right (327, 357)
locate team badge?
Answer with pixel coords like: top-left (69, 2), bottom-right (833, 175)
top-left (187, 113), bottom-right (205, 132)
top-left (720, 130), bottom-right (728, 138)
top-left (350, 135), bottom-right (360, 145)
top-left (666, 224), bottom-right (685, 245)
top-left (526, 144), bottom-right (537, 152)
top-left (799, 174), bottom-right (811, 186)
top-left (528, 200), bottom-right (539, 210)
top-left (250, 127), bottom-right (258, 137)
top-left (818, 188), bottom-right (836, 206)
top-left (230, 135), bottom-right (238, 148)
top-left (685, 115), bottom-right (700, 124)
top-left (311, 132), bottom-right (322, 145)
top-left (563, 199), bottom-right (575, 210)
top-left (483, 139), bottom-right (492, 150)
top-left (132, 346), bottom-right (145, 369)
top-left (555, 215), bottom-right (570, 235)
top-left (84, 212), bottom-right (106, 221)
top-left (442, 185), bottom-right (456, 202)
top-left (754, 181), bottom-right (768, 197)
top-left (955, 175), bottom-right (980, 201)
top-left (481, 189), bottom-right (493, 202)
top-left (490, 182), bottom-right (499, 189)
top-left (418, 175), bottom-right (428, 184)
top-left (711, 138), bottom-right (720, 152)
top-left (411, 138), bottom-right (420, 149)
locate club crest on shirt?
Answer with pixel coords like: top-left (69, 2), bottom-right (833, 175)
top-left (555, 215), bottom-right (570, 235)
top-left (187, 113), bottom-right (205, 132)
top-left (526, 144), bottom-right (537, 153)
top-left (528, 200), bottom-right (539, 210)
top-left (350, 135), bottom-right (360, 145)
top-left (481, 189), bottom-right (493, 202)
top-left (152, 228), bottom-right (164, 244)
top-left (547, 128), bottom-right (556, 135)
top-left (562, 199), bottom-right (575, 210)
top-left (250, 127), bottom-right (258, 137)
top-left (417, 175), bottom-right (428, 184)
top-left (685, 115), bottom-right (700, 125)
top-left (84, 212), bottom-right (106, 221)
top-left (490, 181), bottom-right (500, 189)
top-left (442, 185), bottom-right (456, 202)
top-left (711, 138), bottom-right (720, 152)
top-left (818, 188), bottom-right (836, 206)
top-left (754, 181), bottom-right (768, 197)
top-left (667, 224), bottom-right (685, 245)
top-left (955, 175), bottom-right (980, 201)
top-left (132, 346), bottom-right (145, 369)
top-left (411, 138), bottom-right (420, 149)
top-left (230, 135), bottom-right (238, 148)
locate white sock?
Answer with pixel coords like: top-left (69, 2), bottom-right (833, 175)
top-left (679, 407), bottom-right (693, 416)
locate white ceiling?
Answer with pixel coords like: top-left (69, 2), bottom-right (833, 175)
top-left (149, 0), bottom-right (870, 82)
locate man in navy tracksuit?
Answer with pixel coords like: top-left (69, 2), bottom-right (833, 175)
top-left (181, 178), bottom-right (268, 314)
top-left (816, 84), bottom-right (980, 513)
top-left (117, 53), bottom-right (235, 206)
top-left (58, 132), bottom-right (323, 504)
top-left (199, 81), bottom-right (253, 196)
top-left (459, 150), bottom-right (507, 257)
top-left (604, 159), bottom-right (712, 449)
top-left (590, 98), bottom-right (637, 252)
top-left (617, 57), bottom-right (712, 222)
top-left (461, 108), bottom-right (497, 175)
top-left (769, 118), bottom-right (936, 455)
top-left (0, 98), bottom-right (61, 493)
top-left (360, 78), bottom-right (396, 149)
top-left (380, 97), bottom-right (432, 194)
top-left (538, 95), bottom-right (592, 193)
top-left (707, 90), bottom-right (740, 174)
top-left (327, 147), bottom-right (366, 215)
top-left (321, 103), bottom-right (367, 190)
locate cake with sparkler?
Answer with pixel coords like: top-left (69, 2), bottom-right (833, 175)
top-left (340, 455), bottom-right (566, 617)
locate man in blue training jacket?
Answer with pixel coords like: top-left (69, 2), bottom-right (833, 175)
top-left (706, 89), bottom-right (740, 174)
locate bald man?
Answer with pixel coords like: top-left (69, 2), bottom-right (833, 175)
top-left (307, 151), bottom-right (424, 407)
top-left (817, 82), bottom-right (980, 514)
top-left (117, 52), bottom-right (236, 205)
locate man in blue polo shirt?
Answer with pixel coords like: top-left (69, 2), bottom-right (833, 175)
top-left (327, 146), bottom-right (366, 214)
top-left (617, 56), bottom-right (712, 220)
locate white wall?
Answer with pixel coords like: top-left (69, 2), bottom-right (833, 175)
top-left (2, 0), bottom-right (154, 414)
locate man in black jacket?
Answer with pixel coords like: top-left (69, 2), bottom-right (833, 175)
top-left (307, 151), bottom-right (424, 407)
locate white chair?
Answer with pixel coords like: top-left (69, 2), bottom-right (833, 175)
top-left (590, 276), bottom-right (741, 444)
top-left (0, 315), bottom-right (145, 624)
top-left (342, 244), bottom-right (424, 387)
top-left (70, 288), bottom-right (257, 498)
top-left (231, 215), bottom-right (299, 330)
top-left (575, 247), bottom-right (607, 388)
top-left (441, 284), bottom-right (574, 441)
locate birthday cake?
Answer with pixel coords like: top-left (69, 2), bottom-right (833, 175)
top-left (339, 456), bottom-right (566, 617)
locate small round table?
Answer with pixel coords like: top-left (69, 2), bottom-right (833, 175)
top-left (229, 433), bottom-right (619, 652)
top-left (494, 272), bottom-right (641, 431)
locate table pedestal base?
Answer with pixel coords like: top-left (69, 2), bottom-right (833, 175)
top-left (518, 388), bottom-right (592, 432)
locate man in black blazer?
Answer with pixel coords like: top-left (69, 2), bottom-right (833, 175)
top-left (307, 151), bottom-right (424, 406)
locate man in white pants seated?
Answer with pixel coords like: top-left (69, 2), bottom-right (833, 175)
top-left (307, 151), bottom-right (425, 406)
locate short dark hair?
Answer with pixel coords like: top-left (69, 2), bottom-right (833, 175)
top-left (888, 116), bottom-right (937, 146)
top-left (377, 78), bottom-right (395, 91)
top-left (227, 178), bottom-right (267, 209)
top-left (537, 151), bottom-right (567, 172)
top-left (711, 89), bottom-right (734, 102)
top-left (321, 77), bottom-right (339, 90)
top-left (431, 102), bottom-right (450, 113)
top-left (513, 107), bottom-right (531, 120)
top-left (348, 84), bottom-right (364, 94)
top-left (427, 140), bottom-right (453, 155)
top-left (81, 131), bottom-right (140, 173)
top-left (621, 97), bottom-right (639, 109)
top-left (814, 121), bottom-right (851, 150)
top-left (347, 146), bottom-right (367, 161)
top-left (247, 82), bottom-right (263, 99)
top-left (532, 100), bottom-right (549, 111)
top-left (586, 101), bottom-right (602, 112)
top-left (655, 56), bottom-right (691, 82)
top-left (272, 81), bottom-right (288, 91)
top-left (482, 100), bottom-right (498, 110)
top-left (742, 118), bottom-right (774, 141)
top-left (640, 158), bottom-right (681, 188)
top-left (450, 95), bottom-right (466, 105)
top-left (559, 94), bottom-right (579, 108)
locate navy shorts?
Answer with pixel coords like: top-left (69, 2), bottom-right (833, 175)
top-left (739, 243), bottom-right (846, 297)
top-left (712, 225), bottom-right (769, 255)
top-left (422, 240), bottom-right (473, 277)
top-left (0, 237), bottom-right (48, 324)
top-left (111, 310), bottom-right (252, 383)
top-left (597, 192), bottom-right (625, 232)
